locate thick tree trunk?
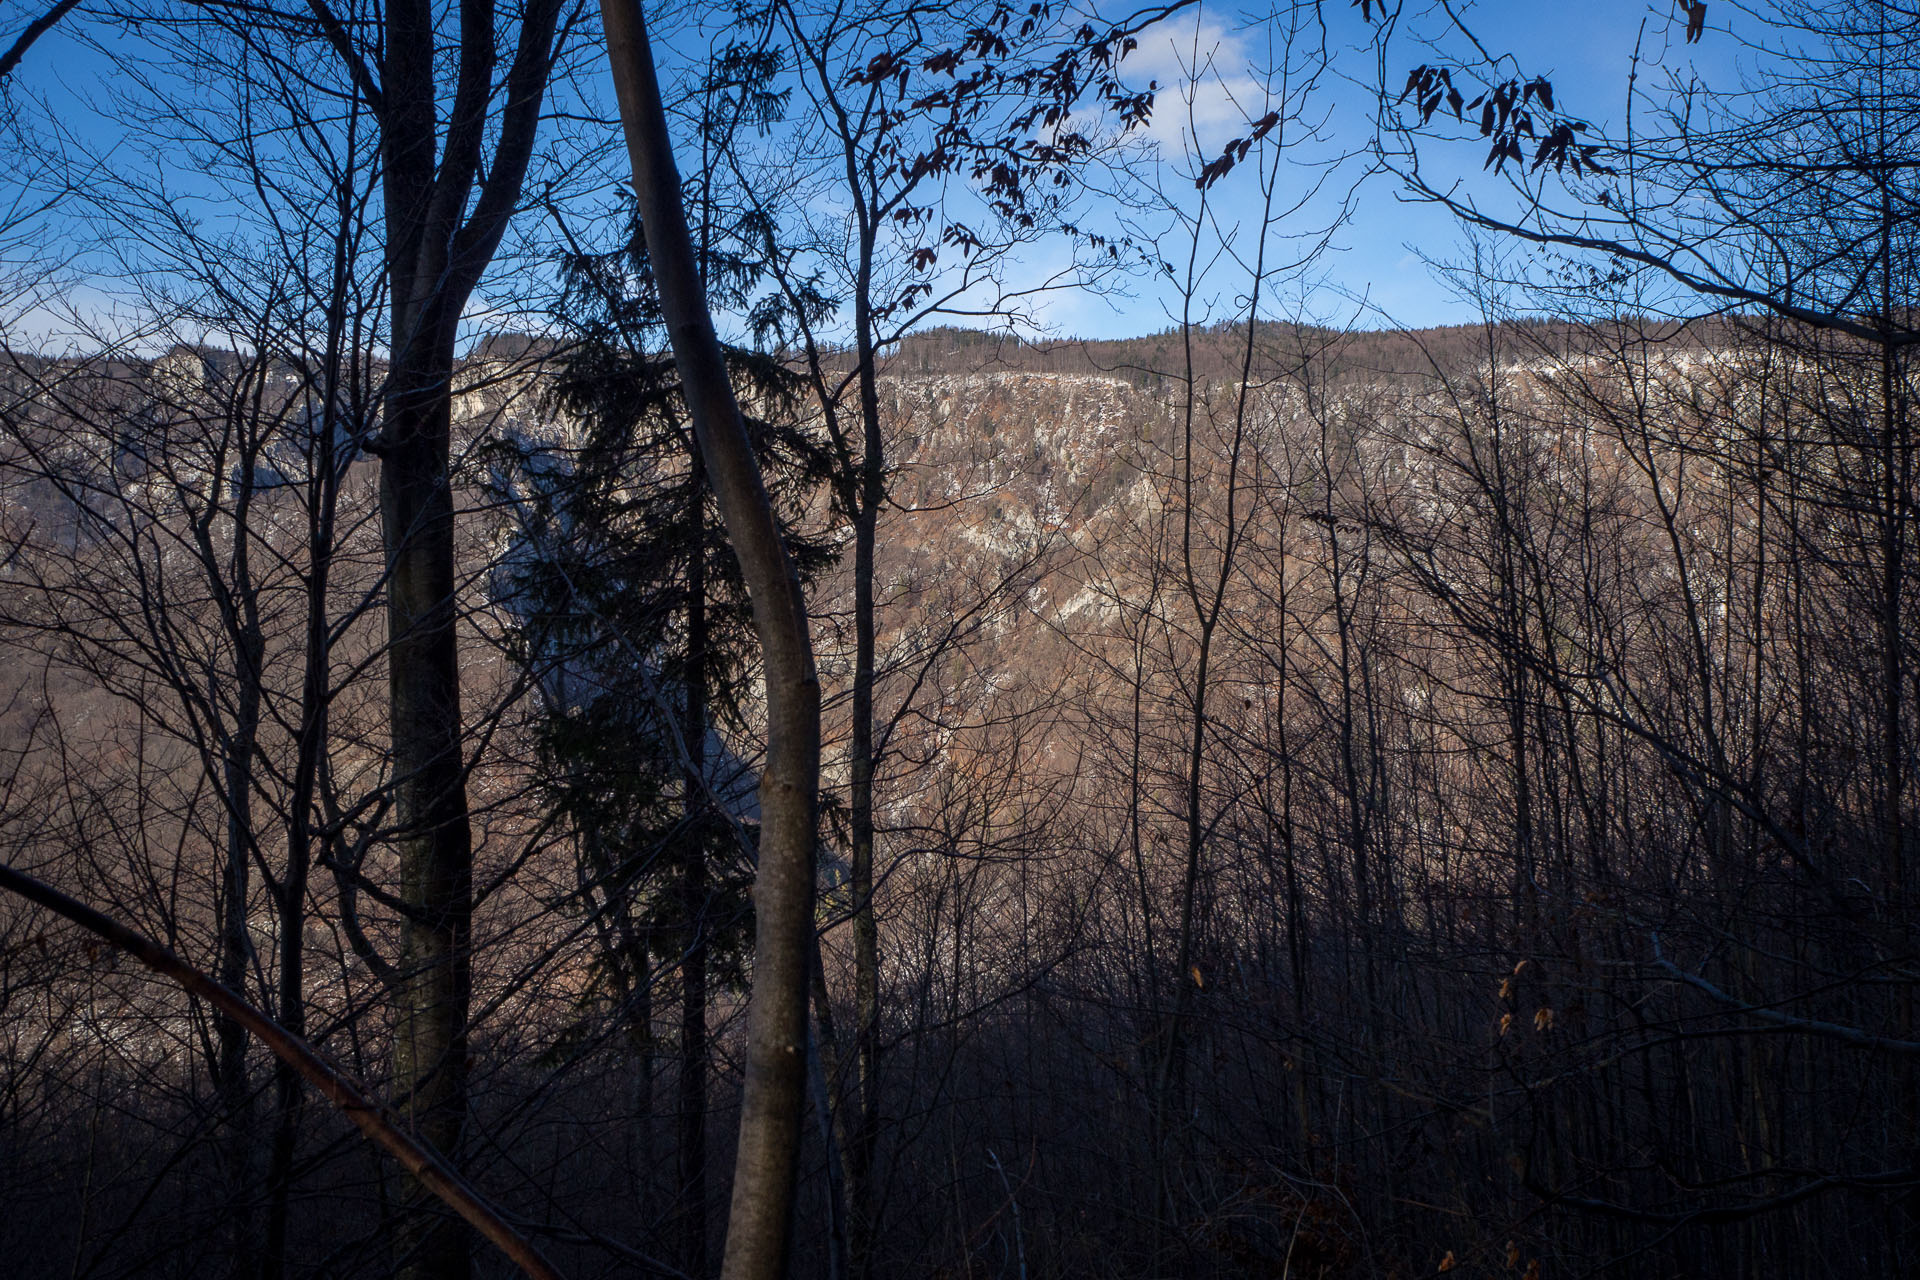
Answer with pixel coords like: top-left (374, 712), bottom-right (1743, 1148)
top-left (367, 1), bottom-right (561, 1272)
top-left (600, 6), bottom-right (821, 1276)
top-left (381, 351), bottom-right (475, 1280)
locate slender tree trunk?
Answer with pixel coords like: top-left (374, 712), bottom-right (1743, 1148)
top-left (216, 632), bottom-right (261, 1280)
top-left (199, 405), bottom-right (268, 1280)
top-left (809, 935), bottom-right (854, 1280)
top-left (681, 460), bottom-right (711, 1277)
top-left (264, 374), bottom-right (342, 1280)
top-left (846, 474), bottom-right (880, 1280)
top-left (601, 7), bottom-right (822, 1276)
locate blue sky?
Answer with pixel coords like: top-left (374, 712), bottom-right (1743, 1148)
top-left (1037, 0), bottom-right (1751, 336)
top-left (0, 0), bottom-right (1755, 345)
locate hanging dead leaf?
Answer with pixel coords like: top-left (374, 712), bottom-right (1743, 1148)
top-left (1683, 0), bottom-right (1707, 43)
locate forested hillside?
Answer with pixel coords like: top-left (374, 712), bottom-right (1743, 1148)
top-left (2, 0), bottom-right (1918, 1277)
top-left (3, 314), bottom-right (1913, 1278)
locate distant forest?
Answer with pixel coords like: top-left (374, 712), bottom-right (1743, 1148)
top-left (882, 319), bottom-right (1709, 381)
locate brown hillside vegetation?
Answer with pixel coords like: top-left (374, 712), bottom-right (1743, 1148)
top-left (5, 311), bottom-right (1917, 1278)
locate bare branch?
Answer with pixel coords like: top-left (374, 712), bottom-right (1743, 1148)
top-left (0, 860), bottom-right (566, 1280)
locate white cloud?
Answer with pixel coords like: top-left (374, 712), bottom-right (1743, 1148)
top-left (1123, 13), bottom-right (1280, 162)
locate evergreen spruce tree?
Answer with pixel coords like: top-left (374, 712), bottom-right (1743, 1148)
top-left (488, 193), bottom-right (834, 1271)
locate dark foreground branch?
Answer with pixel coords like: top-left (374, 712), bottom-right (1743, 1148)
top-left (0, 860), bottom-right (565, 1280)
top-left (0, 0), bottom-right (80, 84)
top-left (1651, 932), bottom-right (1920, 1056)
top-left (1532, 1164), bottom-right (1920, 1227)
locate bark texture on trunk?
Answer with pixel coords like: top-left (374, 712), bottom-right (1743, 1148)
top-left (382, 346), bottom-right (476, 1280)
top-left (366, 4), bottom-right (564, 1274)
top-left (600, 5), bottom-right (822, 1276)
